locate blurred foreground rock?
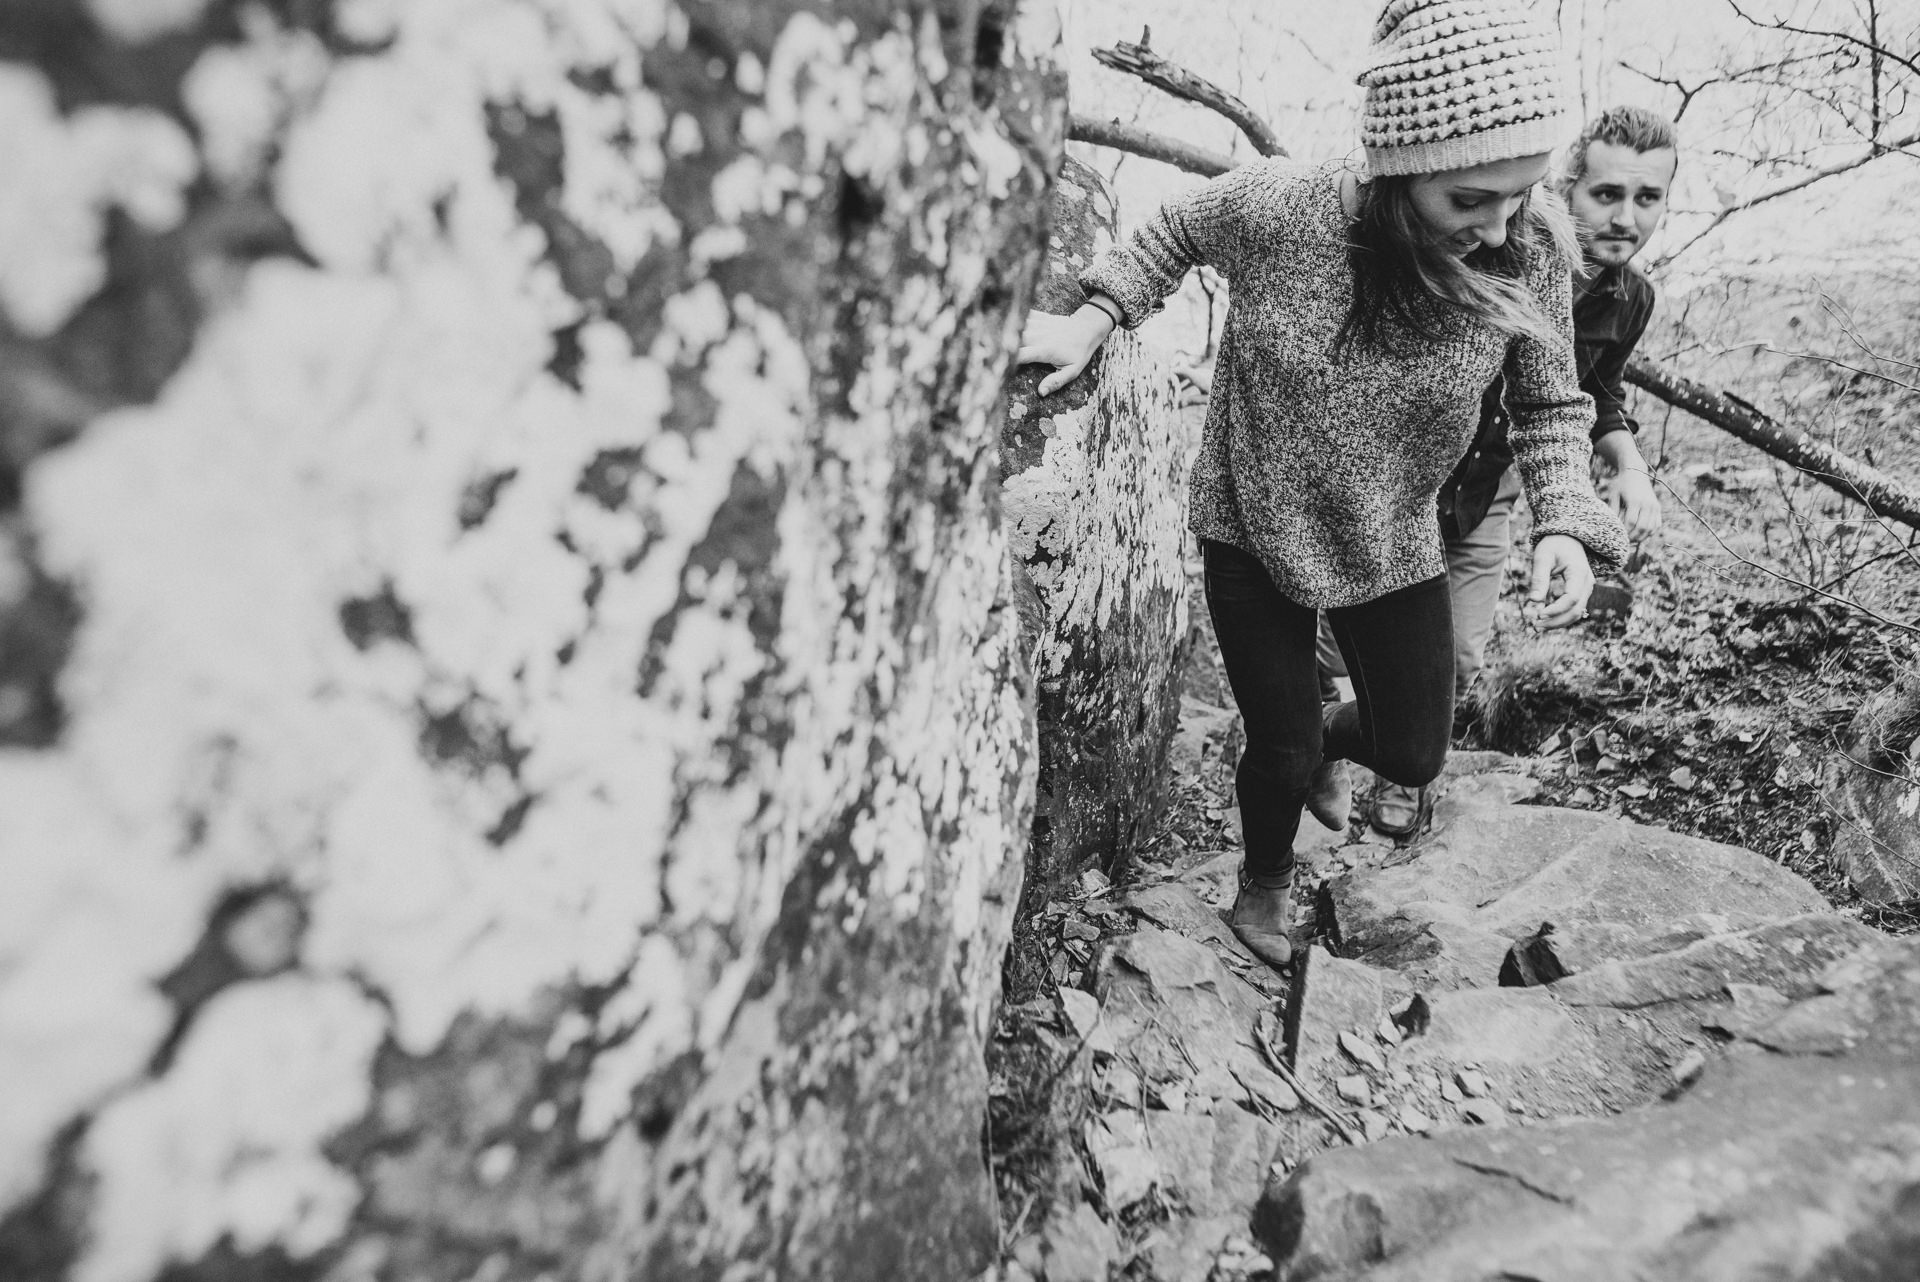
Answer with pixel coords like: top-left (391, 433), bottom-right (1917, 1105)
top-left (0, 3), bottom-right (1067, 1280)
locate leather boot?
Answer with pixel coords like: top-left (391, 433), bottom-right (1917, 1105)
top-left (1305, 759), bottom-right (1352, 830)
top-left (1227, 870), bottom-right (1294, 968)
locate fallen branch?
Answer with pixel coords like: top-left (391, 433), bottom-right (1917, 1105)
top-left (1255, 1010), bottom-right (1362, 1145)
top-left (1068, 113), bottom-right (1234, 178)
top-left (1091, 33), bottom-right (1288, 158)
top-left (1625, 357), bottom-right (1920, 533)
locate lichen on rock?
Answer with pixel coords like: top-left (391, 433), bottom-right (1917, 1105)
top-left (0, 1), bottom-right (1068, 1278)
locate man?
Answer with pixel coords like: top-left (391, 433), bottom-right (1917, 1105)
top-left (1365, 105), bottom-right (1678, 836)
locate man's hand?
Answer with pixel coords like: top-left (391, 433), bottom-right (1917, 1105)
top-left (1017, 303), bottom-right (1117, 396)
top-left (1526, 533), bottom-right (1595, 629)
top-left (1592, 429), bottom-right (1661, 539)
top-left (1611, 467), bottom-right (1661, 539)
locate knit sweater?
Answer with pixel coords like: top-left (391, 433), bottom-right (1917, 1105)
top-left (1080, 158), bottom-right (1628, 609)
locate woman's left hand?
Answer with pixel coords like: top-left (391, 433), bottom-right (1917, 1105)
top-left (1526, 533), bottom-right (1594, 630)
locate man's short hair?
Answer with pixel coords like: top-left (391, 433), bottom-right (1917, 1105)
top-left (1563, 106), bottom-right (1680, 187)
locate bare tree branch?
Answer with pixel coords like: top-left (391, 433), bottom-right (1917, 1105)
top-left (1091, 34), bottom-right (1289, 158)
top-left (1726, 0), bottom-right (1920, 87)
top-left (1067, 114), bottom-right (1233, 178)
top-left (1616, 60), bottom-right (1721, 120)
top-left (1654, 126), bottom-right (1920, 264)
top-left (1617, 50), bottom-right (1840, 121)
top-left (1626, 356), bottom-right (1920, 533)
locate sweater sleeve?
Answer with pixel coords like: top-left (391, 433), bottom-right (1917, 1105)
top-left (1504, 255), bottom-right (1630, 567)
top-left (1078, 159), bottom-right (1297, 327)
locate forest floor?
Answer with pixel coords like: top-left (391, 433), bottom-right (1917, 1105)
top-left (986, 332), bottom-right (1920, 1276)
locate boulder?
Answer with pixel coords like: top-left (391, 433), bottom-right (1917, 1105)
top-left (1498, 914), bottom-right (1774, 986)
top-left (1093, 927), bottom-right (1274, 1087)
top-left (1331, 773), bottom-right (1829, 987)
top-left (1826, 678), bottom-right (1920, 903)
top-left (1257, 927), bottom-right (1920, 1280)
top-left (999, 155), bottom-right (1192, 994)
top-left (1326, 914), bottom-right (1892, 1140)
top-left (0, 4), bottom-right (1067, 1280)
top-left (1255, 1050), bottom-right (1920, 1282)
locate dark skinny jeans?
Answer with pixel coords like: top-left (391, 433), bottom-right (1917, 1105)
top-left (1201, 538), bottom-right (1453, 886)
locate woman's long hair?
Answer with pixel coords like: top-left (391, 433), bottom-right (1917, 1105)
top-left (1334, 172), bottom-right (1581, 358)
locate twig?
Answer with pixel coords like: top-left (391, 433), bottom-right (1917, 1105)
top-left (1711, 339), bottom-right (1920, 396)
top-left (1068, 113), bottom-right (1233, 178)
top-left (1815, 541), bottom-right (1920, 594)
top-left (1654, 125), bottom-right (1920, 265)
top-left (1822, 295), bottom-right (1920, 374)
top-left (1726, 0), bottom-right (1920, 86)
top-left (1659, 479), bottom-right (1920, 635)
top-left (1254, 1014), bottom-right (1362, 1145)
top-left (1091, 36), bottom-right (1288, 158)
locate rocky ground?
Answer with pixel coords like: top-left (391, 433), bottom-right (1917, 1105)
top-left (986, 712), bottom-right (1920, 1279)
top-left (985, 483), bottom-right (1920, 1279)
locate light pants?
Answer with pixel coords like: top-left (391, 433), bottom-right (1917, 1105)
top-left (1318, 468), bottom-right (1521, 705)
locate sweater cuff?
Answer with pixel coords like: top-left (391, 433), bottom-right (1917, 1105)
top-left (1078, 249), bottom-right (1158, 330)
top-left (1530, 492), bottom-right (1630, 569)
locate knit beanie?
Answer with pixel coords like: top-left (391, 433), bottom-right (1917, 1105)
top-left (1358, 0), bottom-right (1570, 176)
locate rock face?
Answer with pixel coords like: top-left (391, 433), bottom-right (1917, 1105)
top-left (1258, 928), bottom-right (1920, 1281)
top-left (0, 4), bottom-right (1065, 1280)
top-left (1252, 764), bottom-right (1920, 1280)
top-left (1262, 1051), bottom-right (1920, 1282)
top-left (1826, 677), bottom-right (1920, 903)
top-left (999, 156), bottom-right (1191, 993)
top-left (1331, 771), bottom-right (1827, 990)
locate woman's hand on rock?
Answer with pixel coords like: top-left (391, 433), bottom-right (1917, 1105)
top-left (1525, 533), bottom-right (1594, 630)
top-left (1016, 304), bottom-right (1116, 396)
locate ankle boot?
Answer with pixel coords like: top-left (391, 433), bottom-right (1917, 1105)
top-left (1227, 869), bottom-right (1294, 968)
top-left (1306, 758), bottom-right (1352, 830)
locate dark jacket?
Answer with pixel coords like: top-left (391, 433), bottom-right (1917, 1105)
top-left (1438, 261), bottom-right (1656, 540)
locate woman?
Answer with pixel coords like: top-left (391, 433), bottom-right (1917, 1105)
top-left (1017, 0), bottom-right (1627, 966)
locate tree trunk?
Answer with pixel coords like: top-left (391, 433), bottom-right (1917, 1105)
top-left (0, 3), bottom-right (1066, 1280)
top-left (1625, 358), bottom-right (1920, 533)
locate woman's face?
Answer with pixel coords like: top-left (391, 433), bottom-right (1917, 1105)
top-left (1405, 153), bottom-right (1553, 257)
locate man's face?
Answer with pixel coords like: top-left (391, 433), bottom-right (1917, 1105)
top-left (1567, 139), bottom-right (1676, 268)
